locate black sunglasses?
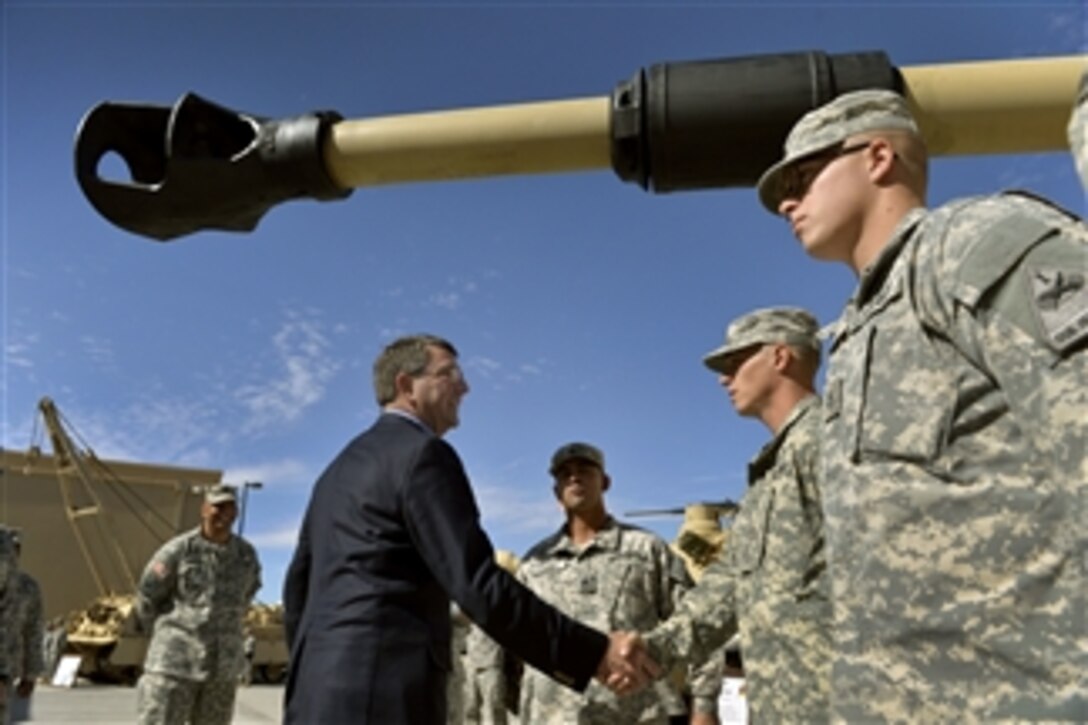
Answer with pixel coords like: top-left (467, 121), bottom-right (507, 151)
top-left (778, 141), bottom-right (872, 205)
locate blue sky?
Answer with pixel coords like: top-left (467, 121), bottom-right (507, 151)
top-left (3, 2), bottom-right (1084, 603)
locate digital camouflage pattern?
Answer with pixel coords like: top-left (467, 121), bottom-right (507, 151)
top-left (463, 624), bottom-right (510, 724)
top-left (448, 606), bottom-right (469, 724)
top-left (136, 527), bottom-right (261, 725)
top-left (703, 306), bottom-right (821, 372)
top-left (0, 528), bottom-right (18, 723)
top-left (136, 673), bottom-right (239, 725)
top-left (757, 89), bottom-right (918, 213)
top-left (820, 192), bottom-right (1088, 721)
top-left (1070, 68), bottom-right (1088, 189)
top-left (643, 396), bottom-right (831, 723)
top-left (516, 519), bottom-right (721, 724)
top-left (5, 566), bottom-right (44, 721)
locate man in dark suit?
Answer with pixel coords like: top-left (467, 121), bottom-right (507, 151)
top-left (283, 334), bottom-right (653, 724)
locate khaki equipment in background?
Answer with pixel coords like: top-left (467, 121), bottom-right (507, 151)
top-left (627, 500), bottom-right (738, 581)
top-left (0, 397), bottom-right (288, 684)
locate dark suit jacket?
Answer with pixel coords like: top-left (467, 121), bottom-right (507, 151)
top-left (283, 413), bottom-right (608, 724)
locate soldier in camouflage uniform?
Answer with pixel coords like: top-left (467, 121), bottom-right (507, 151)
top-left (5, 531), bottom-right (44, 724)
top-left (448, 603), bottom-right (470, 724)
top-left (1069, 67), bottom-right (1088, 189)
top-left (636, 308), bottom-right (831, 723)
top-left (463, 551), bottom-right (520, 725)
top-left (0, 528), bottom-right (19, 724)
top-left (135, 485), bottom-right (262, 725)
top-left (758, 89), bottom-right (1087, 720)
top-left (517, 443), bottom-right (721, 725)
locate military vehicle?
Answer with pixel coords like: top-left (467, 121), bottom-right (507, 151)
top-left (627, 500), bottom-right (738, 581)
top-left (0, 397), bottom-right (288, 684)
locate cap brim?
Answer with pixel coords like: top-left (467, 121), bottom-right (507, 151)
top-left (206, 495), bottom-right (237, 505)
top-left (702, 344), bottom-right (745, 374)
top-left (756, 158), bottom-right (792, 214)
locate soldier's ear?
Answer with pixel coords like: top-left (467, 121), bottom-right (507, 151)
top-left (771, 344), bottom-right (792, 373)
top-left (867, 137), bottom-right (898, 184)
top-left (601, 474), bottom-right (611, 493)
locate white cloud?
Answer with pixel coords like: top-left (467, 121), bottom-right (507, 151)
top-left (235, 312), bottom-right (341, 434)
top-left (223, 458), bottom-right (312, 488)
top-left (80, 334), bottom-right (116, 369)
top-left (430, 291), bottom-right (461, 310)
top-left (4, 337), bottom-right (36, 369)
top-left (54, 397), bottom-right (220, 465)
top-left (473, 482), bottom-right (561, 539)
top-left (246, 522), bottom-right (302, 549)
top-left (466, 356), bottom-right (502, 378)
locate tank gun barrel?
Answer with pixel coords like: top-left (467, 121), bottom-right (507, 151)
top-left (74, 52), bottom-right (1085, 240)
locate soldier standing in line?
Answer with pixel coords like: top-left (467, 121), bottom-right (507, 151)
top-left (625, 308), bottom-right (831, 723)
top-left (462, 550), bottom-right (521, 725)
top-left (517, 443), bottom-right (722, 725)
top-left (754, 90), bottom-right (1086, 720)
top-left (135, 485), bottom-right (262, 725)
top-left (447, 603), bottom-right (470, 725)
top-left (0, 528), bottom-right (19, 724)
top-left (5, 531), bottom-right (44, 724)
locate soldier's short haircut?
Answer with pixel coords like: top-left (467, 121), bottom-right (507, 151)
top-left (373, 334), bottom-right (458, 405)
top-left (786, 342), bottom-right (822, 382)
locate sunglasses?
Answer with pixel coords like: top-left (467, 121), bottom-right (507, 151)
top-left (778, 141), bottom-right (872, 205)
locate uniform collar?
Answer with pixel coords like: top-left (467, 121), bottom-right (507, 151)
top-left (748, 395), bottom-right (818, 485)
top-left (547, 515), bottom-right (621, 556)
top-left (855, 206), bottom-right (927, 306)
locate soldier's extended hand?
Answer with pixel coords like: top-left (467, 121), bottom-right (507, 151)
top-left (598, 631), bottom-right (659, 695)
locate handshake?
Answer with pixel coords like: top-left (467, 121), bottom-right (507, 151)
top-left (595, 631), bottom-right (660, 694)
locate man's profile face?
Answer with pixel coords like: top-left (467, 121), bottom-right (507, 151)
top-left (553, 459), bottom-right (608, 515)
top-left (777, 141), bottom-right (871, 264)
top-left (410, 345), bottom-right (469, 436)
top-left (719, 344), bottom-right (778, 418)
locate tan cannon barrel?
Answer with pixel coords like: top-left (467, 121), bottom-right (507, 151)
top-left (325, 54), bottom-right (1085, 189)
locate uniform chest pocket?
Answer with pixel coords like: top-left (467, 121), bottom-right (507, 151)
top-left (178, 560), bottom-right (210, 601)
top-left (855, 317), bottom-right (955, 464)
top-left (731, 488), bottom-right (774, 576)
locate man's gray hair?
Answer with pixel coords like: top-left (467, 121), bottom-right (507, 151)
top-left (373, 334), bottom-right (458, 405)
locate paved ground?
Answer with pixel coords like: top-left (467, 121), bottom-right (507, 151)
top-left (25, 683), bottom-right (284, 724)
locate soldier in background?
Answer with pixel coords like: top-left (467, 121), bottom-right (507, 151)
top-left (629, 308), bottom-right (831, 723)
top-left (6, 531), bottom-right (44, 724)
top-left (757, 90), bottom-right (1086, 720)
top-left (518, 443), bottom-right (721, 724)
top-left (462, 550), bottom-right (520, 725)
top-left (1069, 67), bottom-right (1088, 189)
top-left (447, 603), bottom-right (470, 724)
top-left (0, 527), bottom-right (19, 724)
top-left (135, 485), bottom-right (262, 725)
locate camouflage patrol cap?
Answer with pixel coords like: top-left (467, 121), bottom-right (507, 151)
top-left (704, 307), bottom-right (820, 374)
top-left (205, 484), bottom-right (238, 505)
top-left (549, 442), bottom-right (605, 476)
top-left (757, 89), bottom-right (919, 213)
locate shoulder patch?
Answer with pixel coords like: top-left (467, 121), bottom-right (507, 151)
top-left (1027, 266), bottom-right (1088, 353)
